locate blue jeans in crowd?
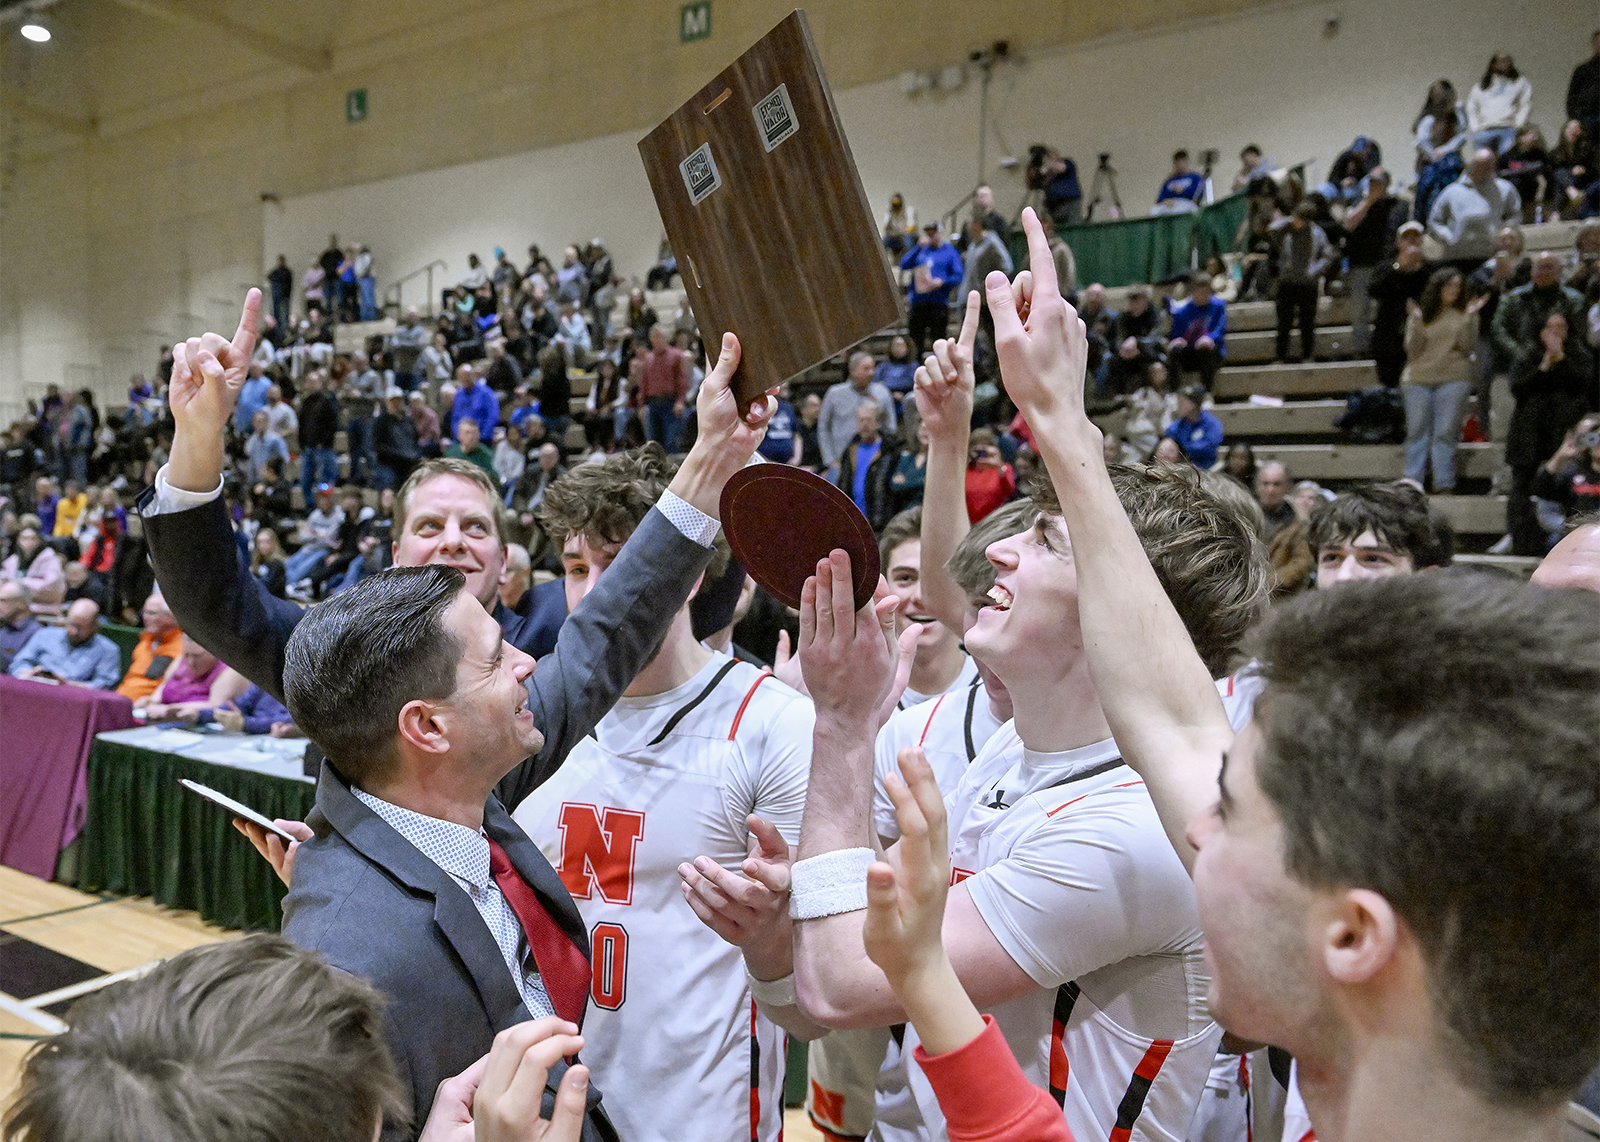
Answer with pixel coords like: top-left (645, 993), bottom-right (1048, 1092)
top-left (1402, 380), bottom-right (1469, 491)
top-left (644, 397), bottom-right (682, 452)
top-left (1471, 127), bottom-right (1517, 157)
top-left (284, 544), bottom-right (331, 585)
top-left (345, 417), bottom-right (376, 485)
top-left (358, 276), bottom-right (378, 321)
top-left (299, 446), bottom-right (340, 506)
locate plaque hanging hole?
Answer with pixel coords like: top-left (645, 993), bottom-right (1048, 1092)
top-left (705, 89), bottom-right (732, 113)
top-left (686, 253), bottom-right (703, 289)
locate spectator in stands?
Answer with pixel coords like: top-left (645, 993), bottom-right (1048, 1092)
top-left (1273, 201), bottom-right (1333, 363)
top-left (1401, 268), bottom-right (1486, 492)
top-left (1308, 481), bottom-right (1453, 585)
top-left (1428, 148), bottom-right (1522, 273)
top-left (1413, 79), bottom-right (1469, 223)
top-left (63, 559), bottom-right (107, 613)
top-left (820, 351), bottom-right (895, 475)
top-left (1467, 53), bottom-right (1532, 156)
top-left (51, 479), bottom-right (87, 537)
top-left (554, 302), bottom-right (592, 365)
top-left (418, 329), bottom-right (453, 389)
top-left (964, 427), bottom-right (1015, 523)
top-left (0, 581), bottom-right (40, 671)
top-left (0, 523), bottom-right (64, 607)
top-left (373, 387), bottom-right (421, 490)
top-left (1550, 120), bottom-right (1598, 221)
top-left (262, 384), bottom-right (296, 445)
top-left (1219, 441), bottom-right (1256, 484)
top-left (958, 214), bottom-right (1014, 319)
top-left (77, 509), bottom-right (118, 603)
top-left (1151, 149), bottom-right (1205, 215)
top-left (873, 335), bottom-right (919, 415)
top-left (757, 384), bottom-right (801, 465)
top-left (835, 399), bottom-right (900, 530)
top-left (1122, 359), bottom-right (1177, 458)
top-left (138, 633), bottom-right (232, 721)
top-left (511, 442), bottom-right (565, 524)
top-left (636, 324), bottom-right (691, 451)
top-left (409, 390), bottom-right (441, 456)
top-left (890, 420), bottom-right (929, 512)
top-left (241, 409), bottom-right (289, 486)
top-left (647, 232), bottom-right (678, 290)
top-left (234, 362), bottom-right (271, 436)
top-left (283, 485), bottom-right (345, 591)
top-left (1498, 125), bottom-right (1550, 223)
top-left (296, 369), bottom-right (340, 508)
top-left (535, 344), bottom-right (575, 449)
top-left (1507, 312), bottom-right (1597, 554)
top-left (201, 681), bottom-right (299, 735)
top-left (252, 528), bottom-right (286, 598)
top-left (9, 598), bottom-right (120, 688)
top-left (32, 476), bottom-right (58, 534)
top-left (1371, 222), bottom-right (1435, 387)
top-left (1162, 384), bottom-right (1225, 469)
top-left (554, 244), bottom-right (587, 306)
top-left (444, 417), bottom-right (497, 479)
top-left (1036, 149), bottom-right (1082, 227)
top-left (342, 351), bottom-right (384, 486)
top-left (1568, 221), bottom-right (1600, 296)
top-left (1041, 214), bottom-right (1078, 297)
top-left (1494, 252), bottom-right (1588, 369)
top-left (882, 193), bottom-right (916, 255)
top-left (899, 223), bottom-right (964, 358)
top-left (1104, 286), bottom-right (1165, 397)
top-left (796, 391), bottom-right (824, 472)
top-left (266, 255), bottom-right (292, 329)
top-left (1167, 271), bottom-right (1227, 387)
top-left (1533, 412), bottom-right (1600, 527)
top-left (480, 337), bottom-right (522, 395)
top-left (1231, 144), bottom-right (1267, 193)
top-left (1254, 460), bottom-right (1297, 535)
top-left (448, 362), bottom-right (499, 441)
top-left (389, 307), bottom-right (428, 393)
top-left (1341, 168), bottom-right (1408, 356)
top-left (493, 423), bottom-right (526, 493)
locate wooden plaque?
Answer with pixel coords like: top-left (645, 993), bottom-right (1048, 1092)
top-left (638, 10), bottom-right (900, 407)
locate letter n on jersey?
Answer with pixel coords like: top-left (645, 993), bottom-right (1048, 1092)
top-left (556, 803), bottom-right (646, 904)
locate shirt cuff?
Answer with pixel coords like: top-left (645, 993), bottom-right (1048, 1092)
top-left (656, 489), bottom-right (719, 549)
top-left (143, 465), bottom-right (223, 516)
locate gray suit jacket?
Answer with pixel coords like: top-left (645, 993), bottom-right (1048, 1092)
top-left (141, 493), bottom-right (714, 1138)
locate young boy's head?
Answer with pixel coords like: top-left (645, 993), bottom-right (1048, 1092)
top-left (1308, 482), bottom-right (1453, 588)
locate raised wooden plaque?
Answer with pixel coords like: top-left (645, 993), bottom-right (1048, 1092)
top-left (638, 10), bottom-right (900, 407)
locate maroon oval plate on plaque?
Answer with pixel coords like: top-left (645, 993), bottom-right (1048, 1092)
top-left (719, 464), bottom-right (880, 611)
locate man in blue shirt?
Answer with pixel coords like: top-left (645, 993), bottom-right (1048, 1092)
top-left (1152, 150), bottom-right (1206, 215)
top-left (233, 364), bottom-right (272, 435)
top-left (10, 599), bottom-right (123, 689)
top-left (1162, 384), bottom-right (1226, 470)
top-left (757, 385), bottom-right (801, 464)
top-left (449, 364), bottom-right (500, 441)
top-left (834, 401), bottom-right (900, 530)
top-left (1167, 273), bottom-right (1228, 390)
top-left (898, 223), bottom-right (964, 357)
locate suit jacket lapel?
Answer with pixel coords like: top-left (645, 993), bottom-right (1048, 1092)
top-left (314, 763), bottom-right (531, 1032)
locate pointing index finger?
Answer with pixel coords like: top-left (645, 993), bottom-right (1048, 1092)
top-left (956, 290), bottom-right (981, 355)
top-left (1019, 208), bottom-right (1057, 300)
top-left (232, 289), bottom-right (262, 360)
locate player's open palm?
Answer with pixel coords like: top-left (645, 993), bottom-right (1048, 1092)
top-left (863, 748), bottom-right (952, 988)
top-left (913, 290), bottom-right (979, 441)
top-left (985, 209), bottom-right (1092, 442)
top-left (168, 288), bottom-right (261, 442)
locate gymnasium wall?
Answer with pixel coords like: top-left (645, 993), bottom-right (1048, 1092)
top-left (0, 0), bottom-right (1584, 424)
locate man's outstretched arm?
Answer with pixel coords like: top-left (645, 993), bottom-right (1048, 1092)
top-left (986, 209), bottom-right (1232, 871)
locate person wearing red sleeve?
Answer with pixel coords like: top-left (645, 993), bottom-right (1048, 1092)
top-left (964, 429), bottom-right (1016, 523)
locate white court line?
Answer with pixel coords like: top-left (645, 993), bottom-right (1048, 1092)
top-left (0, 992), bottom-right (66, 1035)
top-left (22, 961), bottom-right (161, 1012)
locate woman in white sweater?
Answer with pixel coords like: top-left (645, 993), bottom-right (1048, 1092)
top-left (1401, 268), bottom-right (1487, 491)
top-left (1466, 53), bottom-right (1532, 156)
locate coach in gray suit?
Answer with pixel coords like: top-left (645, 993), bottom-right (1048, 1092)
top-left (138, 292), bottom-right (776, 1139)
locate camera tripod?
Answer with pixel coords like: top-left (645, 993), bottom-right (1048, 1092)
top-left (1086, 157), bottom-right (1123, 223)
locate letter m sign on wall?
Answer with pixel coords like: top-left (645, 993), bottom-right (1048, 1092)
top-left (557, 804), bottom-right (645, 904)
top-left (680, 1), bottom-right (710, 43)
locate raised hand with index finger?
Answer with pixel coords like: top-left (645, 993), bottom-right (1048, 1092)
top-left (912, 289), bottom-right (979, 441)
top-left (983, 208), bottom-right (1095, 456)
top-left (167, 289), bottom-right (262, 492)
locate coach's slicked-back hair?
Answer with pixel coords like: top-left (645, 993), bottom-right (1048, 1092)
top-left (537, 443), bottom-right (729, 578)
top-left (3, 934), bottom-right (408, 1142)
top-left (944, 499), bottom-right (1040, 597)
top-left (1034, 463), bottom-right (1269, 677)
top-left (1307, 481), bottom-right (1454, 568)
top-left (283, 564), bottom-right (465, 787)
top-left (1251, 572), bottom-right (1600, 1108)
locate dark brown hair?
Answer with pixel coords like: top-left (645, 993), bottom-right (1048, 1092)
top-left (1250, 572), bottom-right (1599, 1107)
top-left (1307, 482), bottom-right (1454, 569)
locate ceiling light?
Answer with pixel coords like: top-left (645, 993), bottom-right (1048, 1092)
top-left (20, 23), bottom-right (50, 42)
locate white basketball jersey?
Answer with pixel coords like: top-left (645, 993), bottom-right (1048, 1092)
top-left (513, 653), bottom-right (813, 1142)
top-left (874, 677), bottom-right (1007, 843)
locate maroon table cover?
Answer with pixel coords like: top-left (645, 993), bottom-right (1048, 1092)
top-left (0, 674), bottom-right (137, 879)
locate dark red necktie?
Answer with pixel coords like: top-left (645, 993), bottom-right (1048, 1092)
top-left (486, 836), bottom-right (590, 1027)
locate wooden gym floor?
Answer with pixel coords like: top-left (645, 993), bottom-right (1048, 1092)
top-left (0, 865), bottom-right (827, 1139)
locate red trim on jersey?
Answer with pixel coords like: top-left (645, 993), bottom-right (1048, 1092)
top-left (1241, 1052), bottom-right (1253, 1142)
top-left (1295, 1132), bottom-right (1316, 1142)
top-left (1045, 793), bottom-right (1092, 818)
top-left (1113, 780), bottom-right (1145, 789)
top-left (918, 693), bottom-right (948, 746)
top-left (1108, 1038), bottom-right (1175, 1142)
top-left (728, 670), bottom-right (773, 740)
top-left (749, 1000), bottom-right (760, 1142)
top-left (1226, 676), bottom-right (1236, 696)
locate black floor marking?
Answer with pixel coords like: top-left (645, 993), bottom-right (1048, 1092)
top-left (0, 929), bottom-right (105, 1002)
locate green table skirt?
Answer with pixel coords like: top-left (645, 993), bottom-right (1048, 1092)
top-left (77, 739), bottom-right (316, 931)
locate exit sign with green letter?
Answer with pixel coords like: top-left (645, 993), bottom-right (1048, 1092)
top-left (680, 2), bottom-right (710, 43)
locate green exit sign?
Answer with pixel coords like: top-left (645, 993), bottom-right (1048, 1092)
top-left (680, 1), bottom-right (710, 43)
top-left (346, 89), bottom-right (368, 123)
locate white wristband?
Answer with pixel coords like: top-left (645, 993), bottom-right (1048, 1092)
top-left (789, 848), bottom-right (874, 920)
top-left (747, 971), bottom-right (798, 1008)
